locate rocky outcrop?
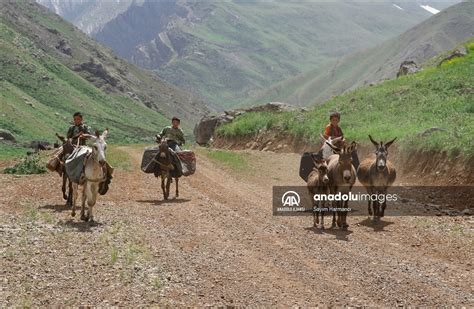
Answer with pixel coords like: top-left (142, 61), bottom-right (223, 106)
top-left (0, 129), bottom-right (16, 142)
top-left (396, 60), bottom-right (420, 77)
top-left (194, 102), bottom-right (304, 145)
top-left (56, 39), bottom-right (72, 56)
top-left (74, 58), bottom-right (119, 88)
top-left (438, 47), bottom-right (468, 67)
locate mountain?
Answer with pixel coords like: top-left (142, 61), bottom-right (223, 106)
top-left (35, 0), bottom-right (138, 35)
top-left (0, 0), bottom-right (209, 146)
top-left (244, 1), bottom-right (474, 107)
top-left (85, 0), bottom-right (460, 108)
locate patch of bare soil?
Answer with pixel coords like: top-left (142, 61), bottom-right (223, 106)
top-left (0, 146), bottom-right (472, 306)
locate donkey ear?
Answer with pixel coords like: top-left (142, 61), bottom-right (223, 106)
top-left (95, 129), bottom-right (100, 138)
top-left (385, 137), bottom-right (397, 149)
top-left (368, 135), bottom-right (378, 147)
top-left (332, 136), bottom-right (343, 143)
top-left (101, 128), bottom-right (109, 139)
top-left (319, 133), bottom-right (327, 143)
top-left (349, 141), bottom-right (358, 152)
top-left (325, 141), bottom-right (341, 153)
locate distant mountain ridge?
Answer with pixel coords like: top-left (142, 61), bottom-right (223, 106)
top-left (37, 0), bottom-right (461, 108)
top-left (243, 1), bottom-right (474, 107)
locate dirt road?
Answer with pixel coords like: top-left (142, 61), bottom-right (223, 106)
top-left (1, 146), bottom-right (472, 306)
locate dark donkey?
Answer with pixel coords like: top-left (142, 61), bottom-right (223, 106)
top-left (155, 136), bottom-right (180, 200)
top-left (306, 151), bottom-right (330, 229)
top-left (357, 135), bottom-right (397, 222)
top-left (55, 133), bottom-right (75, 207)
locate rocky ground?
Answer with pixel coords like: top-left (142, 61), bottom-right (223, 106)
top-left (0, 146), bottom-right (472, 306)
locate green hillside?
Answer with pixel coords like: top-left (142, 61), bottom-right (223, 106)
top-left (94, 0), bottom-right (457, 108)
top-left (217, 40), bottom-right (474, 157)
top-left (0, 1), bottom-right (208, 154)
top-left (243, 1), bottom-right (474, 108)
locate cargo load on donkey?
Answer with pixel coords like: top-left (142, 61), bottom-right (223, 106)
top-left (141, 147), bottom-right (196, 176)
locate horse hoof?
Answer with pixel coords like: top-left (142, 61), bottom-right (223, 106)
top-left (71, 212), bottom-right (75, 217)
top-left (80, 214), bottom-right (87, 221)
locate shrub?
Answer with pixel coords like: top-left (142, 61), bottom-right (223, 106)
top-left (3, 154), bottom-right (47, 175)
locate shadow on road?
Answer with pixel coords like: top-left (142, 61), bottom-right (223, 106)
top-left (39, 204), bottom-right (70, 212)
top-left (59, 219), bottom-right (103, 232)
top-left (136, 198), bottom-right (191, 206)
top-left (305, 226), bottom-right (353, 241)
top-left (359, 217), bottom-right (394, 231)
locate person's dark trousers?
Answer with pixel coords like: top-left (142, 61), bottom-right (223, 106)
top-left (167, 140), bottom-right (181, 152)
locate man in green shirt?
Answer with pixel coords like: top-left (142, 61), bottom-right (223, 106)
top-left (67, 112), bottom-right (91, 146)
top-left (159, 117), bottom-right (185, 152)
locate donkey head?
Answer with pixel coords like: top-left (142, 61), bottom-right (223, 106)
top-left (369, 135), bottom-right (396, 171)
top-left (311, 151), bottom-right (329, 184)
top-left (159, 137), bottom-right (169, 159)
top-left (326, 141), bottom-right (357, 183)
top-left (86, 129), bottom-right (108, 166)
top-left (320, 134), bottom-right (345, 160)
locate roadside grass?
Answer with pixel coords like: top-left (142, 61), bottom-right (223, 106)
top-left (0, 143), bottom-right (28, 160)
top-left (201, 148), bottom-right (249, 172)
top-left (216, 42), bottom-right (474, 157)
top-left (107, 145), bottom-right (133, 171)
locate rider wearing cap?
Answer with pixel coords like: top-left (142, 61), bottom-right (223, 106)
top-left (159, 117), bottom-right (185, 152)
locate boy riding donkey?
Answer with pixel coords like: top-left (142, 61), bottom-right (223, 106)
top-left (155, 116), bottom-right (185, 175)
top-left (57, 112), bottom-right (113, 196)
top-left (323, 111), bottom-right (360, 169)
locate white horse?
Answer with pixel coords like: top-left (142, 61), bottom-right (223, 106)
top-left (71, 129), bottom-right (108, 222)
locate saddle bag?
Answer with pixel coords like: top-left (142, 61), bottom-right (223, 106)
top-left (299, 152), bottom-right (318, 182)
top-left (141, 146), bottom-right (160, 174)
top-left (177, 150), bottom-right (196, 176)
top-left (46, 146), bottom-right (64, 173)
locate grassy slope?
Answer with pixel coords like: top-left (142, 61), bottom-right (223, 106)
top-left (0, 1), bottom-right (209, 159)
top-left (242, 1), bottom-right (474, 108)
top-left (0, 20), bottom-right (166, 144)
top-left (217, 41), bottom-right (474, 157)
top-left (1, 1), bottom-right (208, 129)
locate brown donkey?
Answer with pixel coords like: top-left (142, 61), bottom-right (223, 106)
top-left (357, 135), bottom-right (397, 222)
top-left (156, 138), bottom-right (179, 200)
top-left (55, 133), bottom-right (75, 207)
top-left (307, 151), bottom-right (330, 228)
top-left (326, 141), bottom-right (358, 230)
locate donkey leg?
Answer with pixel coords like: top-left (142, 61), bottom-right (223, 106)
top-left (161, 175), bottom-right (166, 200)
top-left (373, 200), bottom-right (380, 222)
top-left (67, 178), bottom-right (73, 207)
top-left (71, 183), bottom-right (78, 217)
top-left (165, 176), bottom-right (171, 200)
top-left (86, 183), bottom-right (97, 222)
top-left (320, 202), bottom-right (326, 230)
top-left (62, 174), bottom-right (68, 200)
top-left (341, 200), bottom-right (349, 230)
top-left (175, 177), bottom-right (179, 198)
top-left (80, 184), bottom-right (88, 221)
